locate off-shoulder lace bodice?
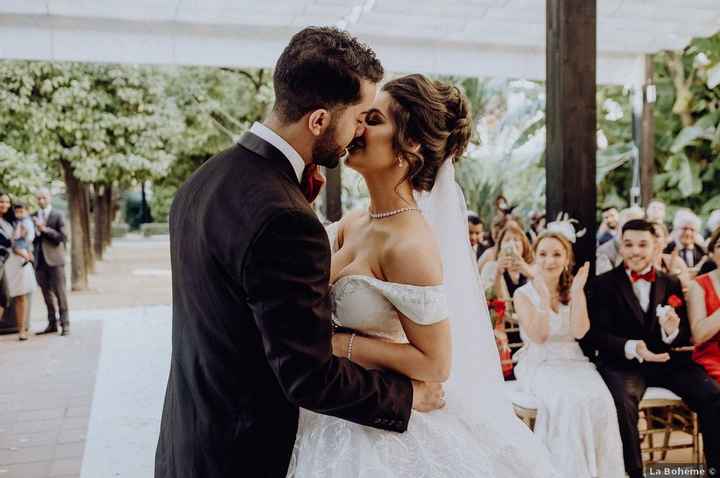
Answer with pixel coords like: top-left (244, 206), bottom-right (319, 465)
top-left (331, 275), bottom-right (449, 343)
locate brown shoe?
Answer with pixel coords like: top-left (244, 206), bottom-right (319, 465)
top-left (60, 327), bottom-right (70, 336)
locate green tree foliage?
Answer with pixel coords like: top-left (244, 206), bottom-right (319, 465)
top-left (150, 67), bottom-right (273, 221)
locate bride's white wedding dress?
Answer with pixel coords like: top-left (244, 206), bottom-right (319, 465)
top-left (286, 272), bottom-right (560, 477)
top-left (287, 160), bottom-right (558, 477)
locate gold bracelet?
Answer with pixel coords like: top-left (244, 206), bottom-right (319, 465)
top-left (347, 333), bottom-right (357, 361)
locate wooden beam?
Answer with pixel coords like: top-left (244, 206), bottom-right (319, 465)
top-left (546, 0), bottom-right (597, 271)
top-left (640, 54), bottom-right (656, 207)
top-left (324, 164), bottom-right (343, 222)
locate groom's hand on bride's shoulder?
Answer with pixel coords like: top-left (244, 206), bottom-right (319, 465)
top-left (411, 381), bottom-right (445, 412)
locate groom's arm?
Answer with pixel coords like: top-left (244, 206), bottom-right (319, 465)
top-left (582, 278), bottom-right (629, 359)
top-left (242, 208), bottom-right (413, 432)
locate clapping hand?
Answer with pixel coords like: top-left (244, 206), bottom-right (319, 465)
top-left (658, 308), bottom-right (681, 337)
top-left (636, 340), bottom-right (670, 363)
top-left (530, 265), bottom-right (552, 308)
top-left (570, 262), bottom-right (590, 298)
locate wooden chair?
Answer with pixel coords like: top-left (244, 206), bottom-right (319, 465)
top-left (505, 380), bottom-right (538, 429)
top-left (639, 387), bottom-right (702, 464)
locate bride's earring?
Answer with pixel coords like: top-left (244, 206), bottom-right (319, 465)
top-left (397, 157), bottom-right (404, 168)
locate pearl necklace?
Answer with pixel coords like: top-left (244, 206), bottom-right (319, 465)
top-left (368, 207), bottom-right (420, 219)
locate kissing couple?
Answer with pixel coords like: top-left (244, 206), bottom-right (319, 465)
top-left (155, 27), bottom-right (559, 478)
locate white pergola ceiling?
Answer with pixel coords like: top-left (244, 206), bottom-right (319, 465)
top-left (1, 0), bottom-right (718, 85)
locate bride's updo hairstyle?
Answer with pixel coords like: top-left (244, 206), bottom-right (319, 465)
top-left (382, 74), bottom-right (472, 192)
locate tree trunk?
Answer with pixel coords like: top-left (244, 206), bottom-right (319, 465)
top-left (81, 184), bottom-right (95, 274)
top-left (104, 183), bottom-right (114, 249)
top-left (61, 161), bottom-right (88, 291)
top-left (94, 184), bottom-right (106, 260)
top-left (668, 51), bottom-right (695, 128)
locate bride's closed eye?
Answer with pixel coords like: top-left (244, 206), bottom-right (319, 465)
top-left (365, 110), bottom-right (384, 125)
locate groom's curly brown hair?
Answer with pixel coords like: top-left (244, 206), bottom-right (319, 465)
top-left (272, 27), bottom-right (384, 123)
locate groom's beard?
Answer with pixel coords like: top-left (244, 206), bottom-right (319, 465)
top-left (312, 123), bottom-right (345, 169)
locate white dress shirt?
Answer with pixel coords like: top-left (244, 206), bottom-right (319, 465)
top-left (249, 122), bottom-right (305, 183)
top-left (36, 205), bottom-right (53, 236)
top-left (38, 205), bottom-right (52, 222)
top-left (624, 266), bottom-right (680, 362)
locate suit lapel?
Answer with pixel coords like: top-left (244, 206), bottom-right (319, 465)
top-left (237, 132), bottom-right (300, 187)
top-left (647, 274), bottom-right (667, 331)
top-left (613, 266), bottom-right (646, 326)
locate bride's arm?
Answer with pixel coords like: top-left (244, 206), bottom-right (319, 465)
top-left (333, 239), bottom-right (452, 383)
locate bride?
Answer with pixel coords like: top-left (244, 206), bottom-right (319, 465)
top-left (287, 74), bottom-right (558, 477)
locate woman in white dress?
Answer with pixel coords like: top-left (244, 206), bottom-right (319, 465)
top-left (513, 231), bottom-right (624, 477)
top-left (287, 74), bottom-right (559, 477)
top-left (0, 192), bottom-right (38, 341)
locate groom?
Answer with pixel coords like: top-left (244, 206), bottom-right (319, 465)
top-left (584, 219), bottom-right (720, 478)
top-left (155, 27), bottom-right (444, 478)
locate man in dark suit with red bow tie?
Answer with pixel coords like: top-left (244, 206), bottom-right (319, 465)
top-left (583, 219), bottom-right (720, 478)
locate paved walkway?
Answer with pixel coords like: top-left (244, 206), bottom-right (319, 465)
top-left (0, 236), bottom-right (172, 478)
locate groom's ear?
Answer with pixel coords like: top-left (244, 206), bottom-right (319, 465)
top-left (307, 109), bottom-right (331, 137)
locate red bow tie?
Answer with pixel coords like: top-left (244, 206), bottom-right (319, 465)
top-left (630, 269), bottom-right (656, 283)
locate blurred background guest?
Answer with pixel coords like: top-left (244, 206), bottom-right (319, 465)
top-left (646, 199), bottom-right (667, 225)
top-left (666, 209), bottom-right (707, 272)
top-left (467, 212), bottom-right (491, 260)
top-left (597, 207), bottom-right (620, 246)
top-left (480, 223), bottom-right (534, 301)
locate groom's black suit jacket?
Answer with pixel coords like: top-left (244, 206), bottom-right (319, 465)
top-left (581, 265), bottom-right (692, 370)
top-left (155, 132), bottom-right (413, 478)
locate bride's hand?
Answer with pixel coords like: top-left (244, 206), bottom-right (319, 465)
top-left (331, 333), bottom-right (351, 358)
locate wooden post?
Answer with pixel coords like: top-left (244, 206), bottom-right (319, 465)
top-left (639, 54), bottom-right (655, 207)
top-left (325, 164), bottom-right (343, 222)
top-left (546, 0), bottom-right (597, 271)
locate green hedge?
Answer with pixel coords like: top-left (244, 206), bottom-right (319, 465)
top-left (111, 223), bottom-right (129, 238)
top-left (140, 222), bottom-right (169, 237)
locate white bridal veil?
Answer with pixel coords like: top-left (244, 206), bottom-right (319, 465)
top-left (414, 159), bottom-right (517, 418)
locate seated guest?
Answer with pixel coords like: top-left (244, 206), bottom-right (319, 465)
top-left (480, 222), bottom-right (534, 300)
top-left (477, 215), bottom-right (520, 272)
top-left (687, 227), bottom-right (720, 383)
top-left (583, 219), bottom-right (720, 478)
top-left (704, 210), bottom-right (720, 240)
top-left (666, 209), bottom-right (707, 270)
top-left (597, 207), bottom-right (620, 246)
top-left (651, 222), bottom-right (693, 294)
top-left (467, 213), bottom-right (491, 260)
top-left (526, 210), bottom-right (546, 245)
top-left (596, 206), bottom-right (645, 275)
top-left (646, 199), bottom-right (667, 225)
top-left (514, 231), bottom-right (624, 478)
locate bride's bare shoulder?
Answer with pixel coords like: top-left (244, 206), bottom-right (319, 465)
top-left (380, 222), bottom-right (443, 286)
top-left (335, 208), bottom-right (367, 245)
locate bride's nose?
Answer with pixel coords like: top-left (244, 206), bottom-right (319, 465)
top-left (355, 122), bottom-right (366, 138)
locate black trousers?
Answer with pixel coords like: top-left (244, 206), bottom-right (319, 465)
top-left (35, 264), bottom-right (69, 326)
top-left (598, 361), bottom-right (720, 477)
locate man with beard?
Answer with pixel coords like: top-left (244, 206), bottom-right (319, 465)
top-left (597, 207), bottom-right (619, 246)
top-left (155, 27), bottom-right (443, 478)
